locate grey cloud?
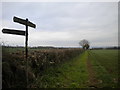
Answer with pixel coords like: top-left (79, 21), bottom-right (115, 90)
top-left (1, 2), bottom-right (118, 47)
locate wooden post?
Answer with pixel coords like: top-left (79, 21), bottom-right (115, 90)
top-left (26, 18), bottom-right (28, 87)
top-left (26, 18), bottom-right (28, 60)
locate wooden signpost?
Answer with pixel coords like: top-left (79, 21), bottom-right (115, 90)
top-left (2, 16), bottom-right (36, 59)
top-left (2, 16), bottom-right (36, 86)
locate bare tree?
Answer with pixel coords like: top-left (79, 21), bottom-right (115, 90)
top-left (79, 39), bottom-right (90, 49)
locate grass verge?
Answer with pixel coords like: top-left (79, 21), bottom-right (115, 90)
top-left (32, 51), bottom-right (89, 88)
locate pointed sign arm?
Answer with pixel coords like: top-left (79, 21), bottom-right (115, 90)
top-left (2, 29), bottom-right (26, 36)
top-left (13, 16), bottom-right (36, 28)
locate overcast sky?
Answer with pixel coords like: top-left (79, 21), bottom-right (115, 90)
top-left (0, 2), bottom-right (118, 47)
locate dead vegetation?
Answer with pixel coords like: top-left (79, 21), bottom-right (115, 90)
top-left (2, 47), bottom-right (84, 88)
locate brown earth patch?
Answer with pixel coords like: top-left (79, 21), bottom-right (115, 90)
top-left (86, 52), bottom-right (99, 88)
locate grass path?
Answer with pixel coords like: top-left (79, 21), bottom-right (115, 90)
top-left (86, 51), bottom-right (98, 88)
top-left (33, 51), bottom-right (89, 88)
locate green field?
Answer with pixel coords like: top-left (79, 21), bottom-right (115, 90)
top-left (88, 50), bottom-right (118, 88)
top-left (2, 47), bottom-right (119, 88)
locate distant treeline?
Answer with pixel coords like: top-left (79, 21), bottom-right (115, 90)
top-left (2, 46), bottom-right (80, 49)
top-left (2, 46), bottom-right (54, 49)
top-left (2, 45), bottom-right (120, 50)
top-left (2, 46), bottom-right (24, 48)
top-left (92, 46), bottom-right (120, 50)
